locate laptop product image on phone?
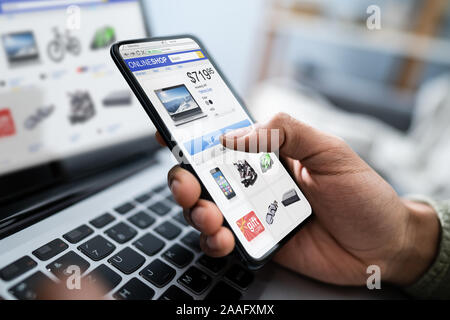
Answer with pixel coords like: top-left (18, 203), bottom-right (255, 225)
top-left (155, 84), bottom-right (207, 126)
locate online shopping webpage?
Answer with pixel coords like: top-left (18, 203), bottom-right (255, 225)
top-left (120, 38), bottom-right (311, 259)
top-left (0, 0), bottom-right (150, 175)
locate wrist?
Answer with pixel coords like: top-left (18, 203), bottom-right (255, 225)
top-left (385, 199), bottom-right (440, 286)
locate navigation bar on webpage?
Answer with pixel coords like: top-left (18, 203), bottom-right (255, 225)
top-left (124, 49), bottom-right (207, 72)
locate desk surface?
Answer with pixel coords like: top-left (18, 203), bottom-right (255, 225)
top-left (245, 261), bottom-right (407, 300)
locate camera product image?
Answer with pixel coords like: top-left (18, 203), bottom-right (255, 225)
top-left (233, 160), bottom-right (257, 187)
top-left (281, 189), bottom-right (300, 206)
top-left (260, 153), bottom-right (273, 173)
top-left (266, 200), bottom-right (278, 225)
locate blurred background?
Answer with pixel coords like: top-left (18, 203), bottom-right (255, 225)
top-left (1, 0), bottom-right (450, 201)
top-left (148, 0), bottom-right (450, 200)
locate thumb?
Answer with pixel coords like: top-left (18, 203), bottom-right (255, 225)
top-left (220, 113), bottom-right (356, 173)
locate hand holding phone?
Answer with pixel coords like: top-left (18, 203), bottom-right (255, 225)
top-left (111, 36), bottom-right (312, 268)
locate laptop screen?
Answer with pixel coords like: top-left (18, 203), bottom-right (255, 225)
top-left (0, 0), bottom-right (153, 177)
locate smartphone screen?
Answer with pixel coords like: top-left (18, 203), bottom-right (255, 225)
top-left (117, 37), bottom-right (311, 260)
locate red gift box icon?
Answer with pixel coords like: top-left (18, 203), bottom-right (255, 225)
top-left (0, 109), bottom-right (16, 138)
top-left (236, 211), bottom-right (265, 242)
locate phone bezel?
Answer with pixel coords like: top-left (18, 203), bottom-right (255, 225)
top-left (110, 35), bottom-right (313, 270)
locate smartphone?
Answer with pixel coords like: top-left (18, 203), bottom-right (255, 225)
top-left (111, 35), bottom-right (312, 269)
top-left (210, 167), bottom-right (236, 200)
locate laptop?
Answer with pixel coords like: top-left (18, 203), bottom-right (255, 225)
top-left (0, 0), bottom-right (260, 301)
top-left (0, 0), bottom-right (405, 300)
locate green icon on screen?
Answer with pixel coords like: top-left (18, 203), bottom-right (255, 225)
top-left (260, 153), bottom-right (273, 173)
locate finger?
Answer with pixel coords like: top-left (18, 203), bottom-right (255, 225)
top-left (183, 208), bottom-right (194, 227)
top-left (155, 131), bottom-right (167, 147)
top-left (200, 227), bottom-right (235, 257)
top-left (167, 165), bottom-right (201, 208)
top-left (188, 199), bottom-right (223, 235)
top-left (220, 113), bottom-right (348, 171)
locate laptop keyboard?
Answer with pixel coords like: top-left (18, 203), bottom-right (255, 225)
top-left (0, 184), bottom-right (254, 300)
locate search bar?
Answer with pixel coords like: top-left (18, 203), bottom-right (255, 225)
top-left (2, 0), bottom-right (104, 12)
top-left (120, 45), bottom-right (200, 59)
top-left (168, 51), bottom-right (204, 63)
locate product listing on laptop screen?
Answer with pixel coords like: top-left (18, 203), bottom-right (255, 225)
top-left (119, 38), bottom-right (312, 260)
top-left (0, 0), bottom-right (151, 177)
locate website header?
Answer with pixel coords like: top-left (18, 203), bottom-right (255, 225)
top-left (124, 49), bottom-right (206, 72)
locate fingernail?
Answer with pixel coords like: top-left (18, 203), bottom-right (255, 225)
top-left (169, 178), bottom-right (179, 194)
top-left (206, 236), bottom-right (219, 251)
top-left (167, 165), bottom-right (181, 187)
top-left (190, 208), bottom-right (203, 228)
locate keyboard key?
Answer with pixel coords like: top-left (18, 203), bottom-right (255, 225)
top-left (0, 256), bottom-right (37, 281)
top-left (159, 285), bottom-right (193, 300)
top-left (172, 212), bottom-right (188, 226)
top-left (133, 233), bottom-right (165, 256)
top-left (155, 221), bottom-right (181, 240)
top-left (181, 231), bottom-right (201, 251)
top-left (46, 251), bottom-right (90, 280)
top-left (134, 192), bottom-right (152, 203)
top-left (113, 278), bottom-right (155, 300)
top-left (153, 184), bottom-right (168, 193)
top-left (148, 201), bottom-right (171, 216)
top-left (206, 281), bottom-right (242, 300)
top-left (105, 222), bottom-right (137, 244)
top-left (166, 194), bottom-right (176, 203)
top-left (128, 211), bottom-right (155, 229)
top-left (197, 255), bottom-right (227, 274)
top-left (78, 235), bottom-right (116, 261)
top-left (32, 239), bottom-right (68, 261)
top-left (90, 213), bottom-right (115, 228)
top-left (63, 224), bottom-right (93, 244)
top-left (9, 271), bottom-right (54, 300)
top-left (224, 265), bottom-right (254, 290)
top-left (83, 264), bottom-right (122, 295)
top-left (108, 247), bottom-right (145, 274)
top-left (163, 244), bottom-right (194, 268)
top-left (140, 259), bottom-right (175, 288)
top-left (178, 267), bottom-right (212, 294)
top-left (114, 202), bottom-right (135, 215)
